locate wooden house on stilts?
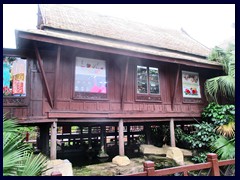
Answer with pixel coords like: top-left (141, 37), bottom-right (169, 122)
top-left (3, 4), bottom-right (223, 161)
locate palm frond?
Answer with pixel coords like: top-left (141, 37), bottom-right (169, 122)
top-left (210, 136), bottom-right (235, 160)
top-left (17, 153), bottom-right (48, 176)
top-left (216, 121), bottom-right (235, 138)
top-left (205, 75), bottom-right (235, 103)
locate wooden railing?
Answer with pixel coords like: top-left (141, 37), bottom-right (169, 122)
top-left (123, 153), bottom-right (235, 176)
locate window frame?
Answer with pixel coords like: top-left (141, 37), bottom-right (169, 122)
top-left (3, 55), bottom-right (30, 107)
top-left (135, 64), bottom-right (162, 102)
top-left (73, 56), bottom-right (109, 101)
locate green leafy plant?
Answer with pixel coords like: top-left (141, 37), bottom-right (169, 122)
top-left (176, 103), bottom-right (235, 162)
top-left (3, 115), bottom-right (49, 176)
top-left (205, 44), bottom-right (235, 103)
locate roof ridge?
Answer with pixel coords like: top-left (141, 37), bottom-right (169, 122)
top-left (180, 28), bottom-right (211, 50)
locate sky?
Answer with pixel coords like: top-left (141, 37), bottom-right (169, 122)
top-left (3, 4), bottom-right (235, 49)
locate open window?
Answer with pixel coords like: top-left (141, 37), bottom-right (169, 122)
top-left (3, 56), bottom-right (28, 106)
top-left (74, 57), bottom-right (108, 100)
top-left (136, 65), bottom-right (161, 102)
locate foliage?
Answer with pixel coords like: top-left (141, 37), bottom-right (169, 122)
top-left (3, 115), bottom-right (48, 176)
top-left (191, 151), bottom-right (208, 163)
top-left (176, 103), bottom-right (235, 162)
top-left (210, 136), bottom-right (235, 160)
top-left (205, 44), bottom-right (235, 103)
top-left (202, 103), bottom-right (235, 127)
top-left (150, 125), bottom-right (170, 147)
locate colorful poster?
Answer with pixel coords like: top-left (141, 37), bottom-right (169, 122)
top-left (3, 60), bottom-right (11, 88)
top-left (11, 58), bottom-right (27, 95)
top-left (182, 71), bottom-right (201, 98)
top-left (75, 57), bottom-right (107, 93)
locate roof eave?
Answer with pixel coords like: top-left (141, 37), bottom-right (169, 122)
top-left (16, 30), bottom-right (222, 70)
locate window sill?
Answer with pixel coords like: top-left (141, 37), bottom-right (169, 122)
top-left (73, 92), bottom-right (108, 101)
top-left (135, 94), bottom-right (162, 102)
top-left (182, 98), bottom-right (203, 104)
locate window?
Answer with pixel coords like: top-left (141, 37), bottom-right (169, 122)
top-left (182, 71), bottom-right (201, 99)
top-left (3, 56), bottom-right (27, 97)
top-left (136, 65), bottom-right (161, 102)
top-left (74, 57), bottom-right (107, 100)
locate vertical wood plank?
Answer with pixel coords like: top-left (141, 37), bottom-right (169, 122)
top-left (34, 43), bottom-right (54, 108)
top-left (50, 121), bottom-right (57, 160)
top-left (121, 57), bottom-right (129, 111)
top-left (54, 46), bottom-right (61, 109)
top-left (171, 65), bottom-right (180, 110)
top-left (119, 119), bottom-right (125, 156)
top-left (170, 118), bottom-right (176, 147)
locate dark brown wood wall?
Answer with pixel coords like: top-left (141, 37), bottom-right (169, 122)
top-left (3, 47), bottom-right (220, 120)
top-left (42, 47), bottom-right (212, 117)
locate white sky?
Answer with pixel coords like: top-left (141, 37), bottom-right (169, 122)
top-left (3, 4), bottom-right (235, 49)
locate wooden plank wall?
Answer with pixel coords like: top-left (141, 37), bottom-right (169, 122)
top-left (40, 47), bottom-right (213, 117)
top-left (3, 47), bottom-right (219, 119)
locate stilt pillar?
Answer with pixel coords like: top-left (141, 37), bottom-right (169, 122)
top-left (119, 119), bottom-right (125, 156)
top-left (39, 124), bottom-right (50, 156)
top-left (50, 121), bottom-right (57, 160)
top-left (145, 124), bottom-right (151, 144)
top-left (170, 118), bottom-right (176, 147)
top-left (88, 126), bottom-right (92, 149)
top-left (127, 125), bottom-right (131, 146)
top-left (115, 126), bottom-right (118, 146)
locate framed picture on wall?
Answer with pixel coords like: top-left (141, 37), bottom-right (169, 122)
top-left (182, 71), bottom-right (201, 98)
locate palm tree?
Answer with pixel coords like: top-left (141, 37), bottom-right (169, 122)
top-left (204, 44), bottom-right (235, 160)
top-left (3, 115), bottom-right (49, 176)
top-left (205, 44), bottom-right (235, 103)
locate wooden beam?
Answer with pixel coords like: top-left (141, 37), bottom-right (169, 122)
top-left (53, 46), bottom-right (61, 109)
top-left (170, 118), bottom-right (176, 147)
top-left (17, 31), bottom-right (222, 70)
top-left (50, 121), bottom-right (57, 160)
top-left (118, 119), bottom-right (125, 156)
top-left (39, 125), bottom-right (50, 156)
top-left (34, 42), bottom-right (54, 108)
top-left (171, 65), bottom-right (180, 110)
top-left (48, 111), bottom-right (202, 119)
top-left (121, 57), bottom-right (129, 111)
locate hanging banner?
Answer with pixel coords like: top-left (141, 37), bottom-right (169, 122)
top-left (12, 58), bottom-right (27, 95)
top-left (182, 71), bottom-right (201, 98)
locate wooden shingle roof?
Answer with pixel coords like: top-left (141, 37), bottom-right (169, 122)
top-left (38, 4), bottom-right (210, 58)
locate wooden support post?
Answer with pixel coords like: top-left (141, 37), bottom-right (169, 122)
top-left (170, 118), bottom-right (176, 147)
top-left (100, 125), bottom-right (106, 151)
top-left (115, 126), bottom-right (118, 146)
top-left (127, 125), bottom-right (131, 146)
top-left (145, 124), bottom-right (151, 144)
top-left (88, 126), bottom-right (92, 149)
top-left (207, 153), bottom-right (220, 176)
top-left (143, 161), bottom-right (155, 176)
top-left (80, 126), bottom-right (83, 145)
top-left (171, 64), bottom-right (180, 110)
top-left (50, 121), bottom-right (57, 160)
top-left (119, 119), bottom-right (125, 156)
top-left (34, 42), bottom-right (54, 108)
top-left (39, 125), bottom-right (49, 156)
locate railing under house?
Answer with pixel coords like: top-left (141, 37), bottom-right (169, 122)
top-left (122, 153), bottom-right (235, 176)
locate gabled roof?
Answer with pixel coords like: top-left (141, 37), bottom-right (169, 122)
top-left (38, 4), bottom-right (210, 58)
